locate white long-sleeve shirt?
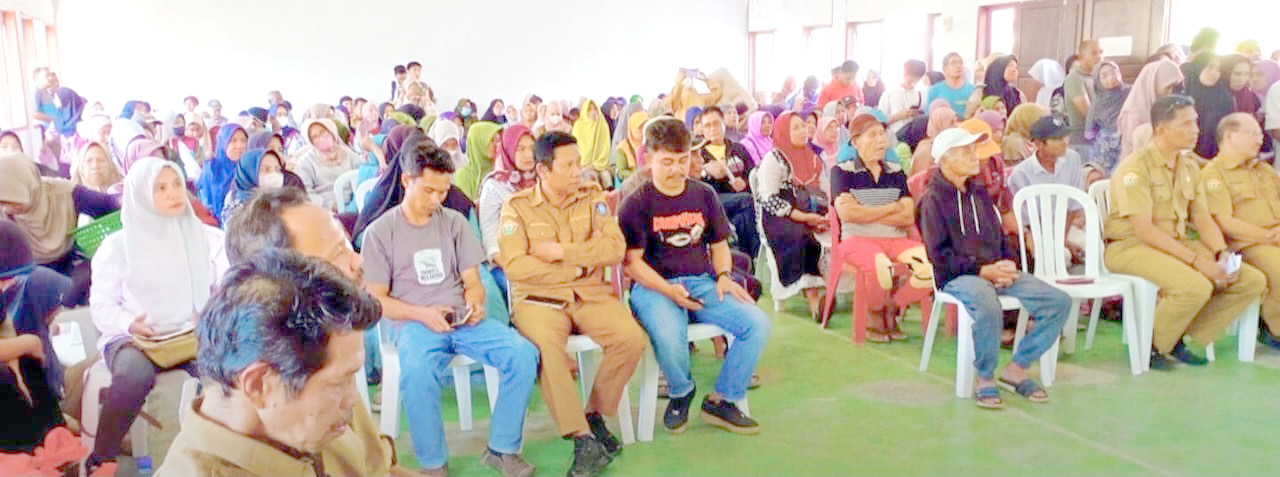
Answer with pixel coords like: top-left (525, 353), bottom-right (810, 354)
top-left (478, 177), bottom-right (518, 259)
top-left (88, 226), bottom-right (229, 353)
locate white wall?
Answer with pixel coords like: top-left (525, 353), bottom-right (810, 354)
top-left (55, 0), bottom-right (747, 115)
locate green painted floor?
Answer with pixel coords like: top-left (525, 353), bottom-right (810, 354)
top-left (377, 295), bottom-right (1280, 476)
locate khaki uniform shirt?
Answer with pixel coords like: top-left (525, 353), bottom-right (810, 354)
top-left (497, 183), bottom-right (625, 305)
top-left (158, 398), bottom-right (393, 476)
top-left (1105, 143), bottom-right (1210, 244)
top-left (1202, 154), bottom-right (1280, 250)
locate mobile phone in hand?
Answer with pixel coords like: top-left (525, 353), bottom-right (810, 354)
top-left (451, 307), bottom-right (473, 326)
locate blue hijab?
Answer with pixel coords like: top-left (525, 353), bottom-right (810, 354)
top-left (230, 148), bottom-right (280, 202)
top-left (54, 87), bottom-right (87, 136)
top-left (836, 108), bottom-right (900, 166)
top-left (197, 124), bottom-right (245, 221)
top-left (119, 100), bottom-right (146, 119)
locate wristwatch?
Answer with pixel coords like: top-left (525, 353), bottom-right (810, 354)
top-left (715, 271), bottom-right (732, 280)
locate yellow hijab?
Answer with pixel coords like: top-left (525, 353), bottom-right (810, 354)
top-left (0, 153), bottom-right (78, 263)
top-left (571, 99), bottom-right (612, 171)
top-left (617, 111), bottom-right (649, 169)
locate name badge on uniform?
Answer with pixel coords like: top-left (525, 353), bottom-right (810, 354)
top-left (595, 202), bottom-right (609, 216)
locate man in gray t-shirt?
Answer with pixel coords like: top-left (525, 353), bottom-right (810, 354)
top-left (361, 142), bottom-right (538, 475)
top-left (1065, 40), bottom-right (1102, 161)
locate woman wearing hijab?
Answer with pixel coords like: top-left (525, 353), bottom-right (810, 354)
top-left (572, 99), bottom-right (614, 187)
top-left (220, 148), bottom-right (287, 224)
top-left (980, 95), bottom-right (1009, 118)
top-left (455, 98), bottom-right (479, 132)
top-left (1183, 53), bottom-right (1235, 158)
top-left (85, 157), bottom-right (227, 472)
top-left (814, 117), bottom-right (840, 166)
top-left (1219, 54), bottom-right (1261, 115)
top-left (1001, 102), bottom-right (1050, 167)
top-left (908, 106), bottom-right (958, 177)
top-left (1085, 61), bottom-right (1132, 175)
top-left (611, 105), bottom-right (648, 183)
top-left (0, 152), bottom-right (118, 305)
top-left (1028, 59), bottom-right (1066, 108)
top-left (179, 113), bottom-right (210, 172)
top-left (353, 102), bottom-right (386, 185)
top-left (756, 111), bottom-right (827, 320)
top-left (0, 221), bottom-right (68, 453)
top-left (478, 125), bottom-right (537, 262)
top-left (455, 121), bottom-right (503, 200)
top-left (108, 118), bottom-right (150, 173)
top-left (196, 124), bottom-right (247, 221)
top-left (70, 142), bottom-right (124, 196)
top-left (118, 101), bottom-right (150, 121)
top-left (428, 117), bottom-right (466, 170)
top-left (980, 56), bottom-right (1025, 113)
top-left (0, 130), bottom-right (24, 154)
top-left (295, 118), bottom-right (362, 211)
top-left (862, 70), bottom-right (885, 109)
top-left (481, 99), bottom-right (508, 124)
top-left (740, 111), bottom-right (775, 166)
top-left (1118, 58), bottom-right (1184, 157)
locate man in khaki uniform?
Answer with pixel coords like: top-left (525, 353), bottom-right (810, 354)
top-left (1104, 96), bottom-right (1265, 370)
top-left (1201, 112), bottom-right (1280, 350)
top-left (498, 132), bottom-right (648, 477)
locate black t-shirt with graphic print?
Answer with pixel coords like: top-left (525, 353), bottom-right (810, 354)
top-left (619, 179), bottom-right (732, 279)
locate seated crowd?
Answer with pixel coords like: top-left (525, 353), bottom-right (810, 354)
top-left (3, 26), bottom-right (1280, 476)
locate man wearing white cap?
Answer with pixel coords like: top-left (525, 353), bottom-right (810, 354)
top-left (918, 128), bottom-right (1072, 409)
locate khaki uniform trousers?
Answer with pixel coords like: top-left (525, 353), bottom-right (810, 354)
top-left (512, 296), bottom-right (647, 436)
top-left (1240, 244), bottom-right (1280, 333)
top-left (1105, 239), bottom-right (1266, 353)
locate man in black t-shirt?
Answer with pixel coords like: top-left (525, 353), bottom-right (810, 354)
top-left (619, 118), bottom-right (772, 436)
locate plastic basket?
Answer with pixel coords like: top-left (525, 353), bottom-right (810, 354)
top-left (71, 210), bottom-right (122, 258)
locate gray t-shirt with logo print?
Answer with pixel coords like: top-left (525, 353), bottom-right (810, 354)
top-left (361, 205), bottom-right (484, 309)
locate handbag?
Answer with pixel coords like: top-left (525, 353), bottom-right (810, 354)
top-left (130, 330), bottom-right (197, 368)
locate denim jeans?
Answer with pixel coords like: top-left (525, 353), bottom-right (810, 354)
top-left (941, 273), bottom-right (1071, 380)
top-left (390, 318), bottom-right (539, 468)
top-left (629, 274), bottom-right (772, 401)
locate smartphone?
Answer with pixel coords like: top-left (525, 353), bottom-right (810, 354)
top-left (1055, 277), bottom-right (1095, 285)
top-left (685, 68), bottom-right (700, 77)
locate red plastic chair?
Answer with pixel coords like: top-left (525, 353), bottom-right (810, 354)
top-left (819, 209), bottom-right (939, 344)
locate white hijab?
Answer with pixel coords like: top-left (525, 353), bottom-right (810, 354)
top-left (1028, 59), bottom-right (1066, 107)
top-left (122, 157), bottom-right (212, 334)
top-left (427, 119), bottom-right (466, 170)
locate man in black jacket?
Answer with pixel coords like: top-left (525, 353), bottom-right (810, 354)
top-left (919, 128), bottom-right (1071, 410)
top-left (697, 106), bottom-right (759, 258)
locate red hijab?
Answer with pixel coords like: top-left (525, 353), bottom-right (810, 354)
top-left (491, 124), bottom-right (536, 190)
top-left (770, 111), bottom-right (822, 187)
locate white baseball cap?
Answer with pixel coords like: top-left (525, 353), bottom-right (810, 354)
top-left (931, 128), bottom-right (989, 163)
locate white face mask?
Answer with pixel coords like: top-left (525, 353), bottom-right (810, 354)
top-left (259, 172), bottom-right (284, 189)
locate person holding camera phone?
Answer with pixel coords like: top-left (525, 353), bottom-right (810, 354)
top-left (361, 141), bottom-right (538, 477)
top-left (498, 132), bottom-right (648, 477)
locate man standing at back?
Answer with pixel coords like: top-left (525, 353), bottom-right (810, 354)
top-left (499, 132), bottom-right (647, 477)
top-left (1064, 40), bottom-right (1102, 164)
top-left (818, 60), bottom-right (863, 109)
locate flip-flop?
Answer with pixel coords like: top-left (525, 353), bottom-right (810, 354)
top-left (998, 377), bottom-right (1050, 403)
top-left (975, 386), bottom-right (1004, 409)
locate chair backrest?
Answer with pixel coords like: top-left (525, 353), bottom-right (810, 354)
top-left (50, 307), bottom-right (97, 365)
top-left (354, 178), bottom-right (378, 213)
top-left (334, 170), bottom-right (361, 212)
top-left (1012, 183), bottom-right (1103, 279)
top-left (1088, 179), bottom-right (1112, 230)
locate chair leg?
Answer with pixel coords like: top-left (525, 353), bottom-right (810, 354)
top-left (1041, 338), bottom-right (1059, 387)
top-left (919, 297), bottom-right (945, 372)
top-left (1120, 290), bottom-right (1141, 375)
top-left (1012, 309), bottom-right (1030, 354)
top-left (379, 353), bottom-right (401, 437)
top-left (851, 271), bottom-right (871, 344)
top-left (820, 266), bottom-right (843, 328)
top-left (616, 382), bottom-right (636, 445)
top-left (453, 365), bottom-right (473, 431)
top-left (636, 349), bottom-right (660, 442)
top-left (1084, 298), bottom-right (1103, 350)
top-left (1061, 299), bottom-right (1080, 354)
top-left (1206, 342), bottom-right (1216, 362)
top-left (1237, 301), bottom-right (1260, 362)
top-left (578, 351), bottom-right (598, 402)
top-left (955, 309), bottom-right (975, 398)
top-left (917, 295), bottom-right (934, 336)
top-left (483, 365), bottom-right (501, 412)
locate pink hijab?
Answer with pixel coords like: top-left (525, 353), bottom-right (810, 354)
top-left (1118, 59), bottom-right (1184, 155)
top-left (1255, 60), bottom-right (1280, 97)
top-left (740, 111), bottom-right (774, 166)
top-left (120, 138), bottom-right (165, 175)
top-left (491, 124), bottom-right (536, 190)
top-left (814, 117), bottom-right (838, 155)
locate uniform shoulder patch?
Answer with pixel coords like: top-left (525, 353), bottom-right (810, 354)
top-left (595, 201), bottom-right (610, 216)
top-left (1122, 172), bottom-right (1141, 187)
top-left (501, 221), bottom-right (518, 236)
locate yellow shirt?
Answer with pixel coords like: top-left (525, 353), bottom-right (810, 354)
top-left (497, 183), bottom-right (625, 305)
top-left (1105, 143), bottom-right (1210, 244)
top-left (1202, 154), bottom-right (1280, 249)
top-left (705, 144), bottom-right (727, 161)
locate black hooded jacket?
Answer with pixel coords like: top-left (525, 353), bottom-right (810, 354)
top-left (918, 168), bottom-right (1018, 287)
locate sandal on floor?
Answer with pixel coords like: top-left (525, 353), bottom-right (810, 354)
top-left (997, 377), bottom-right (1050, 403)
top-left (975, 386), bottom-right (1004, 409)
top-left (866, 329), bottom-right (891, 343)
top-left (748, 374), bottom-right (762, 389)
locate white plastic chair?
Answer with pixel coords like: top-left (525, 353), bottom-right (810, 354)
top-left (1015, 184), bottom-right (1143, 375)
top-left (333, 170), bottom-right (361, 213)
top-left (748, 169), bottom-right (822, 312)
top-left (374, 320), bottom-right (500, 437)
top-left (354, 177), bottom-right (379, 212)
top-left (178, 377), bottom-right (200, 426)
top-left (566, 335), bottom-right (636, 445)
top-left (1089, 180), bottom-right (1259, 366)
top-left (635, 323), bottom-right (749, 442)
top-left (919, 289), bottom-right (1057, 397)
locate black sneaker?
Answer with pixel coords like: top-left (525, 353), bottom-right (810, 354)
top-left (699, 396), bottom-right (759, 435)
top-left (1148, 351), bottom-right (1176, 371)
top-left (1171, 341), bottom-right (1208, 366)
top-left (663, 385), bottom-right (696, 433)
top-left (1260, 326), bottom-right (1280, 351)
top-left (586, 412), bottom-right (621, 457)
top-left (567, 435), bottom-right (611, 477)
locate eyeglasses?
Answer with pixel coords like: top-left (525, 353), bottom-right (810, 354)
top-left (1151, 94), bottom-right (1195, 122)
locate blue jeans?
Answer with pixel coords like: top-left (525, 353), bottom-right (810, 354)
top-left (941, 273), bottom-right (1071, 380)
top-left (629, 274), bottom-right (772, 401)
top-left (390, 318), bottom-right (539, 468)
